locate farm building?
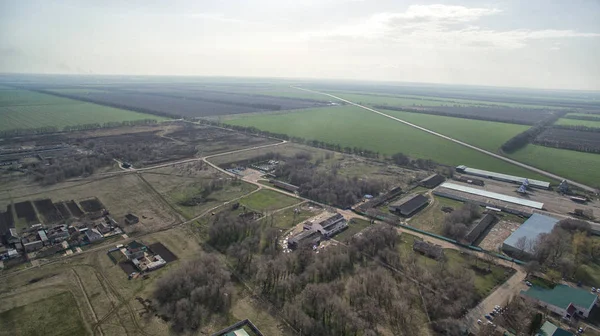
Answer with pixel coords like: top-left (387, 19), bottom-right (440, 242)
top-left (438, 182), bottom-right (544, 210)
top-left (124, 213), bottom-right (139, 225)
top-left (502, 214), bottom-right (559, 257)
top-left (455, 165), bottom-right (550, 189)
top-left (419, 174), bottom-right (445, 189)
top-left (412, 240), bottom-right (444, 260)
top-left (23, 240), bottom-right (43, 252)
top-left (388, 194), bottom-right (429, 217)
top-left (269, 179), bottom-right (299, 193)
top-left (463, 213), bottom-right (496, 245)
top-left (521, 284), bottom-right (597, 319)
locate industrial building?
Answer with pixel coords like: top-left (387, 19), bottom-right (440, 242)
top-left (438, 182), bottom-right (544, 209)
top-left (502, 214), bottom-right (559, 257)
top-left (521, 284), bottom-right (598, 319)
top-left (388, 194), bottom-right (429, 217)
top-left (463, 213), bottom-right (496, 245)
top-left (455, 165), bottom-right (550, 189)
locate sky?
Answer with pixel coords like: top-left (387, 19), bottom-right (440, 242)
top-left (1, 0), bottom-right (599, 90)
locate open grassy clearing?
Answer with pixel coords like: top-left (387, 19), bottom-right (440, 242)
top-left (507, 144), bottom-right (600, 187)
top-left (0, 292), bottom-right (88, 336)
top-left (555, 117), bottom-right (600, 128)
top-left (407, 196), bottom-right (465, 234)
top-left (270, 203), bottom-right (322, 229)
top-left (0, 89), bottom-right (168, 132)
top-left (335, 218), bottom-right (372, 242)
top-left (239, 189), bottom-right (301, 212)
top-left (379, 109), bottom-right (529, 152)
top-left (226, 106), bottom-right (550, 180)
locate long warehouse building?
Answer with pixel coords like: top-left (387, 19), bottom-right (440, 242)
top-left (456, 165), bottom-right (551, 189)
top-left (439, 182), bottom-right (544, 209)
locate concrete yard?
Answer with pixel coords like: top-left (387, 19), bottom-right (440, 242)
top-left (478, 220), bottom-right (521, 252)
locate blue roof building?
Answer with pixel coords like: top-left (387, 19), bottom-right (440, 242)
top-left (502, 213), bottom-right (559, 257)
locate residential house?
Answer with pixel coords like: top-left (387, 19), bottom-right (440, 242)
top-left (124, 241), bottom-right (147, 260)
top-left (124, 214), bottom-right (139, 225)
top-left (6, 228), bottom-right (20, 244)
top-left (23, 240), bottom-right (43, 252)
top-left (85, 228), bottom-right (104, 243)
top-left (38, 230), bottom-right (48, 245)
top-left (536, 321), bottom-right (573, 336)
top-left (47, 225), bottom-right (70, 244)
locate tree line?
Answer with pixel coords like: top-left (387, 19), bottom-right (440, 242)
top-left (500, 111), bottom-right (567, 153)
top-left (441, 203), bottom-right (481, 240)
top-left (562, 114), bottom-right (600, 122)
top-left (0, 119), bottom-right (159, 138)
top-left (374, 105), bottom-right (540, 125)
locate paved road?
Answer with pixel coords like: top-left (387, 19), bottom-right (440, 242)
top-left (293, 87), bottom-right (597, 193)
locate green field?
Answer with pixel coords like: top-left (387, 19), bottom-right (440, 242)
top-left (555, 117), bottom-right (600, 128)
top-left (0, 292), bottom-right (88, 336)
top-left (508, 144), bottom-right (600, 187)
top-left (239, 189), bottom-right (301, 212)
top-left (48, 88), bottom-right (107, 94)
top-left (378, 110), bottom-right (529, 152)
top-left (0, 89), bottom-right (168, 132)
top-left (226, 106), bottom-right (550, 180)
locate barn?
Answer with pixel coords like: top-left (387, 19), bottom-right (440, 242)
top-left (388, 194), bottom-right (429, 217)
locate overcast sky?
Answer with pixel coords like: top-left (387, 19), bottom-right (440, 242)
top-left (1, 0), bottom-right (599, 90)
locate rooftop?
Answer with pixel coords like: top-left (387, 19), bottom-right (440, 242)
top-left (457, 166), bottom-right (550, 189)
top-left (522, 284), bottom-right (597, 310)
top-left (389, 194), bottom-right (429, 216)
top-left (503, 214), bottom-right (559, 253)
top-left (536, 321), bottom-right (573, 336)
top-left (439, 182), bottom-right (544, 209)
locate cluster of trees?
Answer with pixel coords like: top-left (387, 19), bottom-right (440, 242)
top-left (178, 179), bottom-right (227, 206)
top-left (552, 124), bottom-right (600, 133)
top-left (62, 119), bottom-right (158, 132)
top-left (390, 152), bottom-right (437, 170)
top-left (29, 153), bottom-right (113, 185)
top-left (201, 210), bottom-right (479, 335)
top-left (0, 126), bottom-right (59, 137)
top-left (273, 153), bottom-right (385, 208)
top-left (441, 203), bottom-right (481, 240)
top-left (562, 114), bottom-right (600, 122)
top-left (519, 219), bottom-right (600, 282)
top-left (534, 127), bottom-right (600, 154)
top-left (145, 90), bottom-right (284, 111)
top-left (152, 254), bottom-right (234, 332)
top-left (500, 111), bottom-right (566, 153)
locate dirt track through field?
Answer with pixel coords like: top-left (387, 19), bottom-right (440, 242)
top-left (293, 87), bottom-right (597, 193)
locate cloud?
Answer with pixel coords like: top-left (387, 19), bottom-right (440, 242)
top-left (302, 4), bottom-right (600, 49)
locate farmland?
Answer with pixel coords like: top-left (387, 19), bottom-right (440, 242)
top-left (226, 106), bottom-right (550, 180)
top-left (40, 85), bottom-right (331, 119)
top-left (0, 89), bottom-right (168, 132)
top-left (507, 144), bottom-right (600, 187)
top-left (374, 109), bottom-right (529, 152)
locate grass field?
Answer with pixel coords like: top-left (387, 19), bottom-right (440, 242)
top-left (507, 144), bottom-right (600, 187)
top-left (0, 89), bottom-right (168, 132)
top-left (270, 203), bottom-right (320, 229)
top-left (407, 196), bottom-right (465, 234)
top-left (555, 117), bottom-right (600, 128)
top-left (239, 189), bottom-right (301, 212)
top-left (226, 106), bottom-right (550, 180)
top-left (0, 292), bottom-right (88, 336)
top-left (379, 109), bottom-right (529, 152)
